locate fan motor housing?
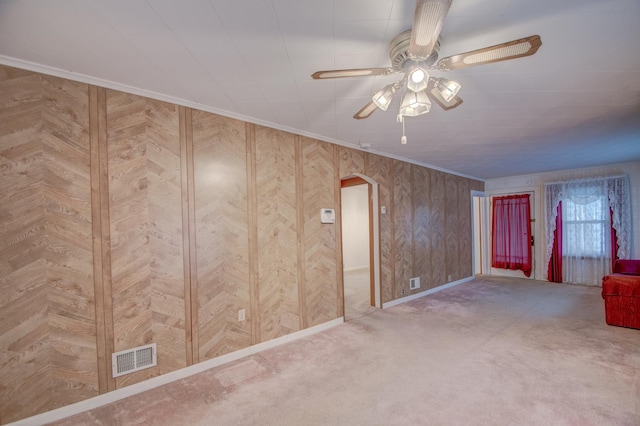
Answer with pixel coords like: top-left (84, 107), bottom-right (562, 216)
top-left (389, 29), bottom-right (440, 70)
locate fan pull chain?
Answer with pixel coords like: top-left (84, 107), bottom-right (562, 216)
top-left (398, 114), bottom-right (407, 144)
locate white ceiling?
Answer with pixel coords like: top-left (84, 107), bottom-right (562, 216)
top-left (1, 0), bottom-right (639, 179)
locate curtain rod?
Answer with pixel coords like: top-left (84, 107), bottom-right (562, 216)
top-left (544, 174), bottom-right (627, 186)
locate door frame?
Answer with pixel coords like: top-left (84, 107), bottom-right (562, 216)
top-left (471, 190), bottom-right (490, 276)
top-left (340, 173), bottom-right (381, 308)
top-left (486, 190), bottom-right (536, 279)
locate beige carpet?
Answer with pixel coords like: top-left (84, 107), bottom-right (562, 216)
top-left (343, 268), bottom-right (377, 320)
top-left (50, 276), bottom-right (639, 426)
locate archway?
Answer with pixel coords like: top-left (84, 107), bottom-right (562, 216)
top-left (340, 173), bottom-right (381, 313)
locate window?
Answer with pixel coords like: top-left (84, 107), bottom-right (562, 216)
top-left (545, 175), bottom-right (630, 286)
top-left (562, 194), bottom-right (609, 258)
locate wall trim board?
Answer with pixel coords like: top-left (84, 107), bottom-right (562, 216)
top-left (294, 135), bottom-right (307, 330)
top-left (0, 56), bottom-right (483, 183)
top-left (382, 276), bottom-right (474, 309)
top-left (89, 85), bottom-right (108, 393)
top-left (389, 161), bottom-right (397, 299)
top-left (333, 145), bottom-right (345, 318)
top-left (246, 122), bottom-right (260, 345)
top-left (8, 318), bottom-right (344, 426)
top-left (179, 106), bottom-right (196, 365)
top-left (88, 85), bottom-right (116, 392)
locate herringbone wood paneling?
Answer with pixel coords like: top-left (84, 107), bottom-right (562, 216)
top-left (430, 170), bottom-right (446, 287)
top-left (301, 137), bottom-right (337, 327)
top-left (393, 160), bottom-right (413, 298)
top-left (444, 174), bottom-right (460, 282)
top-left (412, 164), bottom-right (432, 292)
top-left (192, 111), bottom-right (251, 359)
top-left (0, 67), bottom-right (98, 423)
top-left (42, 75), bottom-right (97, 408)
top-left (338, 146), bottom-right (365, 177)
top-left (106, 91), bottom-right (186, 388)
top-left (0, 62), bottom-right (483, 424)
top-left (365, 153), bottom-right (393, 303)
top-left (255, 126), bottom-right (300, 342)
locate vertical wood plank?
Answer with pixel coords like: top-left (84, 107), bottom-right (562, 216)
top-left (192, 111), bottom-right (251, 360)
top-left (179, 106), bottom-right (193, 366)
top-left (393, 160), bottom-right (413, 298)
top-left (412, 164), bottom-right (432, 292)
top-left (42, 75), bottom-right (99, 409)
top-left (388, 159), bottom-right (397, 300)
top-left (430, 170), bottom-right (446, 287)
top-left (89, 85), bottom-right (109, 393)
top-left (255, 126), bottom-right (300, 342)
top-left (107, 91), bottom-right (152, 389)
top-left (184, 108), bottom-right (199, 363)
top-left (106, 91), bottom-right (185, 388)
top-left (0, 67), bottom-right (100, 422)
top-left (246, 123), bottom-right (260, 345)
top-left (97, 87), bottom-right (116, 390)
top-left (295, 135), bottom-right (307, 329)
top-left (0, 68), bottom-right (49, 423)
top-left (302, 137), bottom-right (337, 326)
top-left (445, 174), bottom-right (459, 282)
top-left (333, 145), bottom-right (344, 318)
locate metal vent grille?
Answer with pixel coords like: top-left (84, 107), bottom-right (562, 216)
top-left (409, 277), bottom-right (421, 290)
top-left (112, 343), bottom-right (157, 378)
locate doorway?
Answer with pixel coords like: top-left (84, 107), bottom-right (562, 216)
top-left (479, 191), bottom-right (536, 279)
top-left (340, 175), bottom-right (380, 320)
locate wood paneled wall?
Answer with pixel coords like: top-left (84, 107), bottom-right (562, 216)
top-left (0, 67), bottom-right (98, 422)
top-left (192, 111), bottom-right (251, 360)
top-left (0, 64), bottom-right (483, 424)
top-left (106, 91), bottom-right (187, 388)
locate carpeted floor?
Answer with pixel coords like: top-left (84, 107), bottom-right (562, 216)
top-left (343, 268), bottom-right (377, 320)
top-left (49, 276), bottom-right (640, 426)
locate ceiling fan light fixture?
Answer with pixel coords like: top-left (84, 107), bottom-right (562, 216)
top-left (433, 77), bottom-right (461, 102)
top-left (399, 89), bottom-right (431, 117)
top-left (372, 83), bottom-right (398, 111)
top-left (406, 64), bottom-right (429, 92)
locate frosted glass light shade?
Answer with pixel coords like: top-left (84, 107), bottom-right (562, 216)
top-left (372, 84), bottom-right (397, 111)
top-left (433, 77), bottom-right (461, 102)
top-left (399, 89), bottom-right (431, 116)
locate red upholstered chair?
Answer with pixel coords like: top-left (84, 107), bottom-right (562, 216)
top-left (602, 260), bottom-right (640, 329)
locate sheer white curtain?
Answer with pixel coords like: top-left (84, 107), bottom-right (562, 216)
top-left (561, 179), bottom-right (611, 285)
top-left (544, 175), bottom-right (631, 286)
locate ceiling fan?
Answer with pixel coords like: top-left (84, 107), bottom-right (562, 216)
top-left (311, 0), bottom-right (542, 143)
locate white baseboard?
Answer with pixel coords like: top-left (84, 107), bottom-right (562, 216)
top-left (9, 317), bottom-right (344, 426)
top-left (382, 276), bottom-right (474, 309)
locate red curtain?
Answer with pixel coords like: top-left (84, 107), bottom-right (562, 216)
top-left (547, 202), bottom-right (562, 283)
top-left (492, 194), bottom-right (532, 277)
top-left (610, 208), bottom-right (619, 271)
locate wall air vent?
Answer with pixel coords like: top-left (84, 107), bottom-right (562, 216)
top-left (112, 343), bottom-right (157, 378)
top-left (409, 277), bottom-right (420, 290)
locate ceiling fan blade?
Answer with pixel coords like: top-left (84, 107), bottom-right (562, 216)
top-left (353, 100), bottom-right (378, 119)
top-left (409, 0), bottom-right (452, 60)
top-left (427, 77), bottom-right (463, 110)
top-left (312, 68), bottom-right (396, 80)
top-left (437, 35), bottom-right (542, 71)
